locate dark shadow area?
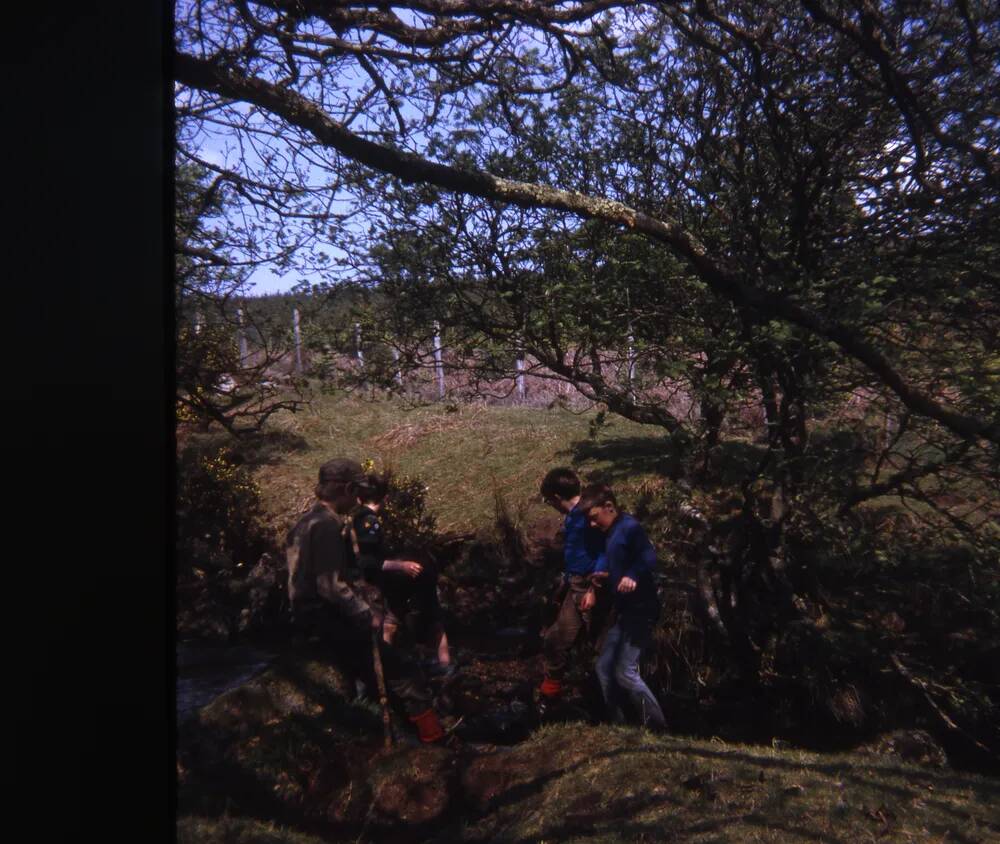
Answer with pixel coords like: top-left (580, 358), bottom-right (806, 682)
top-left (563, 432), bottom-right (771, 490)
top-left (562, 434), bottom-right (685, 484)
top-left (229, 428), bottom-right (311, 467)
top-left (180, 427), bottom-right (310, 469)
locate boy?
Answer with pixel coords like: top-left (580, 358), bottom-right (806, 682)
top-left (349, 472), bottom-right (453, 674)
top-left (577, 482), bottom-right (667, 731)
top-left (537, 467), bottom-right (608, 709)
top-left (285, 458), bottom-right (449, 743)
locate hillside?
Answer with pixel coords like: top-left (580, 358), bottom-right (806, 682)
top-left (235, 394), bottom-right (669, 535)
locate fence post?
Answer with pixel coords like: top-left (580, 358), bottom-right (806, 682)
top-left (355, 323), bottom-right (364, 367)
top-left (292, 307), bottom-right (303, 374)
top-left (433, 321), bottom-right (445, 399)
top-left (515, 354), bottom-right (526, 402)
top-left (392, 347), bottom-right (404, 387)
top-left (237, 307), bottom-right (248, 368)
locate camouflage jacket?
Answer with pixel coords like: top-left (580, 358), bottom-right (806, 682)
top-left (285, 502), bottom-right (372, 625)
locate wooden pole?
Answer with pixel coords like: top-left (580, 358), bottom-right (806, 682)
top-left (237, 307), bottom-right (248, 368)
top-left (293, 307), bottom-right (303, 374)
top-left (433, 322), bottom-right (445, 399)
top-left (371, 629), bottom-right (393, 749)
top-left (392, 346), bottom-right (403, 387)
top-left (515, 354), bottom-right (526, 402)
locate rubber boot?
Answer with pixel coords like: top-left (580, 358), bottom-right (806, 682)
top-left (536, 677), bottom-right (562, 719)
top-left (409, 707), bottom-right (445, 743)
top-left (539, 677), bottom-right (562, 698)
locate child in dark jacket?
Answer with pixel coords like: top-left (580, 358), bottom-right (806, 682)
top-left (578, 483), bottom-right (667, 731)
top-left (349, 472), bottom-right (452, 673)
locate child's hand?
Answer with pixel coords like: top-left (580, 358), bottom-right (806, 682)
top-left (384, 559), bottom-right (423, 578)
top-left (617, 576), bottom-right (637, 593)
top-left (580, 588), bottom-right (596, 611)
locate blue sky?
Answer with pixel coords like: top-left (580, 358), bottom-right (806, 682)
top-left (191, 124), bottom-right (350, 297)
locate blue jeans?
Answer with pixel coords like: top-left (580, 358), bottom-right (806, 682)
top-left (595, 618), bottom-right (666, 730)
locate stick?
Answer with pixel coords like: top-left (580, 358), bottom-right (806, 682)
top-left (890, 652), bottom-right (996, 759)
top-left (371, 628), bottom-right (393, 749)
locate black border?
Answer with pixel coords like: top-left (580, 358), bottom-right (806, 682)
top-left (8, 1), bottom-right (171, 837)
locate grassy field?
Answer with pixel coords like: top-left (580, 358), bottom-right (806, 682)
top-left (242, 392), bottom-right (677, 535)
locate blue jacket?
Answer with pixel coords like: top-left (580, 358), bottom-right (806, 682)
top-left (595, 513), bottom-right (660, 618)
top-left (563, 504), bottom-right (606, 577)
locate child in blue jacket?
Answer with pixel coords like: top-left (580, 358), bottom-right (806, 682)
top-left (537, 467), bottom-right (608, 707)
top-left (578, 482), bottom-right (667, 731)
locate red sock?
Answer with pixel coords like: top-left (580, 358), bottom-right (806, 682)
top-left (409, 707), bottom-right (444, 743)
top-left (539, 677), bottom-right (562, 698)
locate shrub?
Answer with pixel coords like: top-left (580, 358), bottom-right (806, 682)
top-left (177, 445), bottom-right (272, 574)
top-left (365, 461), bottom-right (438, 554)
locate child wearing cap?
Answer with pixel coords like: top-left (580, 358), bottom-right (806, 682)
top-left (285, 458), bottom-right (451, 743)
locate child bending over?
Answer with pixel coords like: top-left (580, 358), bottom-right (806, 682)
top-left (349, 472), bottom-right (453, 673)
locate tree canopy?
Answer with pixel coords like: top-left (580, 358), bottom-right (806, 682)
top-left (174, 1), bottom-right (1000, 743)
top-left (174, 0), bottom-right (998, 438)
top-left (175, 161), bottom-right (308, 433)
top-left (175, 1), bottom-right (998, 548)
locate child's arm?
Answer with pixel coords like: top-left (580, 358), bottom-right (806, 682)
top-left (383, 558), bottom-right (423, 577)
top-left (582, 551), bottom-right (609, 608)
top-left (620, 521), bottom-right (656, 592)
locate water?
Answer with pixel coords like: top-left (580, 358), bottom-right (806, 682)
top-left (176, 641), bottom-right (277, 725)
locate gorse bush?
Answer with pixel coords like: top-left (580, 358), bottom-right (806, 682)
top-left (177, 445), bottom-right (271, 573)
top-left (361, 459), bottom-right (438, 554)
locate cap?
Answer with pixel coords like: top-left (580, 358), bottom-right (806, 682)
top-left (318, 458), bottom-right (365, 485)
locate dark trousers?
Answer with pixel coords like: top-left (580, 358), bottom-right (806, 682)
top-left (380, 564), bottom-right (444, 644)
top-left (542, 575), bottom-right (598, 681)
top-left (293, 607), bottom-right (433, 717)
top-left (594, 616), bottom-right (666, 730)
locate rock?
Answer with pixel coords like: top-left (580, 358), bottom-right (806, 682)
top-left (368, 744), bottom-right (457, 827)
top-left (860, 729), bottom-right (948, 768)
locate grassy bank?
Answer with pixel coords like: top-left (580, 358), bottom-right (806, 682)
top-left (227, 393), bottom-right (673, 535)
top-left (449, 724), bottom-right (1000, 843)
top-left (178, 724), bottom-right (1000, 843)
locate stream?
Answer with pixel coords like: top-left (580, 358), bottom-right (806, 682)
top-left (176, 640), bottom-right (278, 725)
